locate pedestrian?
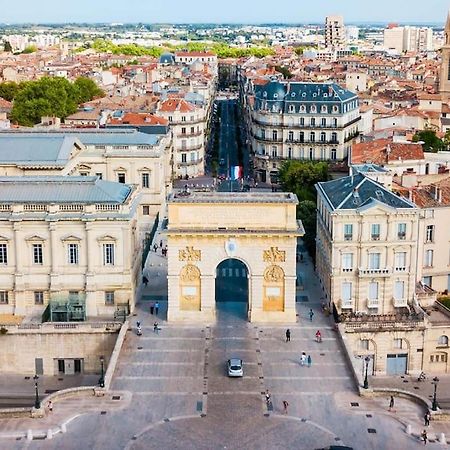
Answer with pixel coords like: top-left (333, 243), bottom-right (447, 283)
top-left (159, 240), bottom-right (163, 248)
top-left (282, 400), bottom-right (289, 415)
top-left (309, 309), bottom-right (314, 321)
top-left (300, 352), bottom-right (306, 366)
top-left (424, 411), bottom-right (431, 426)
top-left (153, 322), bottom-right (159, 334)
top-left (136, 320), bottom-right (141, 328)
top-left (265, 389), bottom-right (271, 406)
top-left (150, 303), bottom-right (154, 315)
top-left (154, 302), bottom-right (160, 315)
top-left (164, 245), bottom-right (168, 256)
top-left (153, 243), bottom-right (158, 252)
top-left (389, 395), bottom-right (395, 411)
top-left (285, 329), bottom-right (291, 342)
top-left (307, 355), bottom-right (312, 367)
top-left (47, 400), bottom-right (53, 413)
top-left (421, 429), bottom-right (427, 445)
top-left (143, 275), bottom-right (148, 287)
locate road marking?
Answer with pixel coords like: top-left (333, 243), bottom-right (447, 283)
top-left (133, 392), bottom-right (203, 396)
top-left (115, 376), bottom-right (200, 380)
top-left (265, 376), bottom-right (350, 380)
top-left (119, 362), bottom-right (198, 366)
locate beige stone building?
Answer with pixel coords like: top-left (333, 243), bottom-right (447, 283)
top-left (0, 176), bottom-right (141, 319)
top-left (316, 173), bottom-right (450, 375)
top-left (165, 192), bottom-right (303, 323)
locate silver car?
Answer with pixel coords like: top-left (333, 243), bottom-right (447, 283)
top-left (227, 358), bottom-right (243, 377)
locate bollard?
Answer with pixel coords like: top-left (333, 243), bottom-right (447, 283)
top-left (61, 423), bottom-right (67, 433)
top-left (439, 433), bottom-right (446, 444)
top-left (26, 429), bottom-right (33, 441)
top-left (406, 424), bottom-right (412, 435)
top-left (46, 429), bottom-right (53, 440)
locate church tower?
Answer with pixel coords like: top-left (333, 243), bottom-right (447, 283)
top-left (440, 11), bottom-right (450, 101)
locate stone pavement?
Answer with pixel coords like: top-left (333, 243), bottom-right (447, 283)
top-left (1, 242), bottom-right (450, 448)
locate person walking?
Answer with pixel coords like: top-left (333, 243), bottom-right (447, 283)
top-left (265, 389), bottom-right (271, 407)
top-left (143, 275), bottom-right (148, 287)
top-left (159, 240), bottom-right (163, 248)
top-left (150, 303), bottom-right (154, 315)
top-left (154, 302), bottom-right (160, 315)
top-left (309, 309), bottom-right (314, 321)
top-left (153, 243), bottom-right (158, 252)
top-left (424, 411), bottom-right (431, 426)
top-left (47, 400), bottom-right (53, 413)
top-left (389, 396), bottom-right (395, 411)
top-left (285, 329), bottom-right (291, 342)
top-left (300, 352), bottom-right (307, 366)
top-left (153, 322), bottom-right (159, 334)
top-left (421, 429), bottom-right (428, 445)
top-left (307, 355), bottom-right (312, 367)
top-left (282, 400), bottom-right (289, 415)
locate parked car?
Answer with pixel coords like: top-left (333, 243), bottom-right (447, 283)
top-left (227, 358), bottom-right (243, 377)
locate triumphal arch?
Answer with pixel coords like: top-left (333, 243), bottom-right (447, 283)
top-left (165, 191), bottom-right (304, 323)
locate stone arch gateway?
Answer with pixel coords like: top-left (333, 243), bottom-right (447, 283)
top-left (165, 192), bottom-right (304, 323)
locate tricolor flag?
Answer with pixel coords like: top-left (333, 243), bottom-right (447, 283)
top-left (231, 166), bottom-right (243, 180)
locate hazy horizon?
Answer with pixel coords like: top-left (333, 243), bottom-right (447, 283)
top-left (1, 0), bottom-right (448, 25)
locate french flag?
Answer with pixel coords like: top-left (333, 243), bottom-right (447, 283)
top-left (231, 166), bottom-right (243, 180)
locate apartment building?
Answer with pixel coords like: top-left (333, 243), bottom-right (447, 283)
top-left (245, 80), bottom-right (360, 183)
top-left (325, 15), bottom-right (346, 49)
top-left (0, 176), bottom-right (141, 319)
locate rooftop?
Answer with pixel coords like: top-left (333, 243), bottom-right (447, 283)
top-left (0, 176), bottom-right (131, 204)
top-left (168, 192), bottom-right (298, 204)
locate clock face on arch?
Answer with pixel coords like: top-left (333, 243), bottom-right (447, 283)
top-left (225, 238), bottom-right (237, 256)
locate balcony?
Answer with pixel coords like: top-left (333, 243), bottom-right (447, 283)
top-left (358, 267), bottom-right (391, 277)
top-left (394, 267), bottom-right (407, 272)
top-left (285, 139), bottom-right (339, 145)
top-left (178, 157), bottom-right (203, 167)
top-left (341, 299), bottom-right (353, 309)
top-left (342, 268), bottom-right (354, 273)
top-left (251, 133), bottom-right (283, 143)
top-left (393, 297), bottom-right (408, 308)
top-left (177, 130), bottom-right (203, 138)
top-left (367, 298), bottom-right (380, 309)
top-left (176, 143), bottom-right (203, 151)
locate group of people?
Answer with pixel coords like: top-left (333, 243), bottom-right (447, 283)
top-left (153, 240), bottom-right (168, 257)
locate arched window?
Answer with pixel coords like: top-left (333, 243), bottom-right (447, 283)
top-left (310, 104), bottom-right (317, 113)
top-left (438, 335), bottom-right (449, 346)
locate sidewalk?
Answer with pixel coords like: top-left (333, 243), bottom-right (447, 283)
top-left (0, 390), bottom-right (131, 440)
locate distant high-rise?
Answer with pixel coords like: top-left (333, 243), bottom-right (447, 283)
top-left (440, 11), bottom-right (450, 101)
top-left (325, 15), bottom-right (345, 48)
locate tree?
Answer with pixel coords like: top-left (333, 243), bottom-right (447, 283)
top-left (297, 200), bottom-right (317, 257)
top-left (73, 77), bottom-right (104, 103)
top-left (412, 130), bottom-right (445, 153)
top-left (275, 65), bottom-right (293, 79)
top-left (3, 41), bottom-right (12, 53)
top-left (21, 45), bottom-right (38, 54)
top-left (0, 81), bottom-right (20, 101)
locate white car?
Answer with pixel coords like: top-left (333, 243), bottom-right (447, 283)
top-left (227, 358), bottom-right (243, 377)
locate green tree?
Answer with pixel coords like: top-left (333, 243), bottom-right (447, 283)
top-left (21, 45), bottom-right (38, 54)
top-left (412, 130), bottom-right (445, 153)
top-left (275, 65), bottom-right (293, 79)
top-left (0, 81), bottom-right (20, 101)
top-left (73, 77), bottom-right (104, 103)
top-left (297, 200), bottom-right (317, 257)
top-left (3, 41), bottom-right (12, 53)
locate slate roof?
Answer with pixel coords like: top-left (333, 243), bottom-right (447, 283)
top-left (0, 135), bottom-right (81, 167)
top-left (316, 173), bottom-right (416, 211)
top-left (0, 176), bottom-right (131, 204)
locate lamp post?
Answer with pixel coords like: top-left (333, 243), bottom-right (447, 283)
top-left (99, 356), bottom-right (105, 388)
top-left (33, 374), bottom-right (40, 409)
top-left (432, 377), bottom-right (439, 411)
top-left (363, 356), bottom-right (371, 389)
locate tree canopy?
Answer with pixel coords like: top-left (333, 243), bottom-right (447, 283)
top-left (412, 130), bottom-right (445, 153)
top-left (0, 81), bottom-right (20, 101)
top-left (10, 76), bottom-right (104, 127)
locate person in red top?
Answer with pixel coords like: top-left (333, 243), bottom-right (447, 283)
top-left (315, 330), bottom-right (322, 342)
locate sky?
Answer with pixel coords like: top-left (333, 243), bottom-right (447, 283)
top-left (1, 0), bottom-right (449, 24)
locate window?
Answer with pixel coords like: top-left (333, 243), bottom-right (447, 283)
top-left (272, 130), bottom-right (278, 141)
top-left (310, 105), bottom-right (317, 113)
top-left (68, 243), bottom-right (79, 265)
top-left (181, 153), bottom-right (187, 163)
top-left (331, 148), bottom-right (337, 160)
top-left (271, 146), bottom-right (277, 157)
top-left (191, 127), bottom-right (195, 134)
top-left (309, 148), bottom-right (314, 160)
top-left (393, 338), bottom-right (403, 349)
top-left (33, 244), bottom-right (43, 265)
top-left (181, 140), bottom-right (187, 149)
top-left (142, 205), bottom-right (150, 215)
top-left (342, 253), bottom-right (353, 271)
top-left (342, 282), bottom-right (352, 304)
top-left (181, 116), bottom-right (186, 122)
top-left (168, 116), bottom-right (173, 122)
top-left (299, 132), bottom-right (304, 143)
top-left (331, 132), bottom-right (337, 143)
top-left (333, 118), bottom-right (338, 127)
top-left (142, 172), bottom-right (150, 188)
top-left (360, 339), bottom-right (369, 350)
top-left (438, 335), bottom-right (449, 346)
top-left (371, 224), bottom-right (380, 240)
top-left (344, 224), bottom-right (353, 240)
top-left (181, 127), bottom-right (186, 135)
top-left (299, 117), bottom-right (305, 126)
top-left (288, 131), bottom-right (294, 141)
top-left (103, 243), bottom-right (115, 266)
top-left (426, 225), bottom-right (434, 242)
top-left (289, 104), bottom-right (295, 113)
top-left (0, 291), bottom-right (8, 304)
top-left (34, 291), bottom-right (44, 305)
top-left (368, 281), bottom-right (379, 300)
top-left (395, 252), bottom-right (406, 271)
top-left (422, 276), bottom-right (432, 288)
top-left (321, 117), bottom-right (326, 126)
top-left (190, 152), bottom-right (196, 162)
top-left (80, 172), bottom-right (88, 176)
top-left (320, 132), bottom-right (326, 142)
top-left (368, 253), bottom-right (381, 270)
top-left (117, 173), bottom-right (126, 184)
top-left (261, 129), bottom-right (266, 139)
top-left (95, 173), bottom-right (103, 179)
top-left (398, 223), bottom-right (406, 239)
top-left (105, 291), bottom-right (115, 305)
top-left (430, 353), bottom-right (448, 363)
top-left (287, 147), bottom-right (292, 159)
top-left (425, 249), bottom-right (434, 267)
top-left (310, 132), bottom-right (315, 142)
top-left (0, 243), bottom-right (7, 264)
top-left (310, 117), bottom-right (316, 126)
top-left (394, 281), bottom-right (405, 300)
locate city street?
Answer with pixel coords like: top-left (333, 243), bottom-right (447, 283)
top-left (0, 241), bottom-right (442, 449)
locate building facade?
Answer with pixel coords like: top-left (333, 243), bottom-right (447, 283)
top-left (0, 176), bottom-right (141, 319)
top-left (245, 80), bottom-right (360, 183)
top-left (440, 13), bottom-right (450, 102)
top-left (325, 15), bottom-right (346, 49)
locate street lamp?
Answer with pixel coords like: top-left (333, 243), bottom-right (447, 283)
top-left (363, 356), bottom-right (371, 389)
top-left (33, 374), bottom-right (40, 409)
top-left (99, 356), bottom-right (105, 388)
top-left (432, 376), bottom-right (439, 411)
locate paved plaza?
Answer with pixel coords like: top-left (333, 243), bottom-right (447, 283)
top-left (0, 238), bottom-right (449, 449)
